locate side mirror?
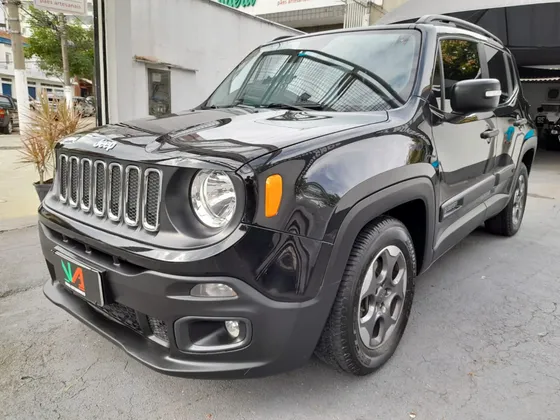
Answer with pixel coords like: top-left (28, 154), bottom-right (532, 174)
top-left (450, 79), bottom-right (501, 114)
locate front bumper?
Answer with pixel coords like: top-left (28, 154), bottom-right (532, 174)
top-left (39, 217), bottom-right (338, 379)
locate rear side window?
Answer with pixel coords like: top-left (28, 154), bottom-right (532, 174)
top-left (484, 46), bottom-right (510, 103)
top-left (507, 55), bottom-right (518, 93)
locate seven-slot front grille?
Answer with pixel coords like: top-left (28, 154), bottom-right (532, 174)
top-left (58, 154), bottom-right (162, 232)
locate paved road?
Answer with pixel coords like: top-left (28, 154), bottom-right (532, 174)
top-left (1, 153), bottom-right (560, 420)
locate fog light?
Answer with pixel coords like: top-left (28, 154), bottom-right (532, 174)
top-left (225, 320), bottom-right (240, 339)
top-left (191, 283), bottom-right (237, 298)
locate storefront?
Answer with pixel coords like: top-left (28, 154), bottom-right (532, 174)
top-left (217, 0), bottom-right (346, 32)
top-left (215, 0), bottom-right (409, 32)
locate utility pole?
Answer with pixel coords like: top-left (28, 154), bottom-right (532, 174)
top-left (5, 0), bottom-right (30, 135)
top-left (59, 13), bottom-right (73, 110)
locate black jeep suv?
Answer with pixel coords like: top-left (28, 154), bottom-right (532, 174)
top-left (40, 15), bottom-right (536, 378)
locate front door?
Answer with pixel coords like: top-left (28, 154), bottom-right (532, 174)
top-left (431, 38), bottom-right (498, 259)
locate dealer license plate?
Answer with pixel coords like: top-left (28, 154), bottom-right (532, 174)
top-left (53, 250), bottom-right (105, 306)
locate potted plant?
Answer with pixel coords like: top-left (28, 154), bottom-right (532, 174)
top-left (20, 94), bottom-right (86, 201)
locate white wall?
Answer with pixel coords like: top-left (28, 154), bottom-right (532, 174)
top-left (104, 0), bottom-right (301, 123)
top-left (522, 82), bottom-right (560, 117)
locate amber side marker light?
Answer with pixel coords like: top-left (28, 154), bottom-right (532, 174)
top-left (265, 174), bottom-right (283, 217)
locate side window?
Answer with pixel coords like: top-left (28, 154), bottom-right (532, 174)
top-left (431, 48), bottom-right (444, 109)
top-left (484, 46), bottom-right (510, 103)
top-left (508, 55), bottom-right (518, 93)
top-left (440, 39), bottom-right (481, 108)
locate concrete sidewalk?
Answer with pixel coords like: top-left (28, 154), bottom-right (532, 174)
top-left (0, 131), bottom-right (41, 230)
top-left (0, 117), bottom-right (95, 231)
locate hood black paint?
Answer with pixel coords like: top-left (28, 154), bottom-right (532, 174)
top-left (58, 108), bottom-right (388, 170)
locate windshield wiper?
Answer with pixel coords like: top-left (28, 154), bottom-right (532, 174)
top-left (264, 102), bottom-right (326, 112)
top-left (202, 103), bottom-right (258, 112)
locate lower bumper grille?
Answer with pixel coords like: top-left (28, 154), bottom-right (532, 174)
top-left (94, 303), bottom-right (142, 334)
top-left (79, 296), bottom-right (169, 346)
top-left (148, 316), bottom-right (169, 343)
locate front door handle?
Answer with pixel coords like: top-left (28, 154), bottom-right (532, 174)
top-left (481, 128), bottom-right (500, 141)
top-left (514, 118), bottom-right (527, 127)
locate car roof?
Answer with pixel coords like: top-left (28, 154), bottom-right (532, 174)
top-left (263, 19), bottom-right (504, 50)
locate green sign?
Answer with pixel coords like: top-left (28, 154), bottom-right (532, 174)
top-left (218, 0), bottom-right (256, 8)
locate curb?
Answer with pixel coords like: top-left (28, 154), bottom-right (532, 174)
top-left (0, 215), bottom-right (38, 233)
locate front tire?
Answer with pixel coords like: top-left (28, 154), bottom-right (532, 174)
top-left (315, 216), bottom-right (416, 376)
top-left (485, 163), bottom-right (529, 236)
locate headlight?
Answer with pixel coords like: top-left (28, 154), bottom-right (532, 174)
top-left (191, 170), bottom-right (237, 229)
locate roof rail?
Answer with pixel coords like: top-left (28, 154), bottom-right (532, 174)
top-left (416, 15), bottom-right (503, 45)
top-left (271, 35), bottom-right (294, 42)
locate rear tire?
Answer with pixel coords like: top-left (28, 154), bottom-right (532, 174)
top-left (315, 216), bottom-right (416, 376)
top-left (485, 163), bottom-right (528, 237)
top-left (2, 119), bottom-right (12, 134)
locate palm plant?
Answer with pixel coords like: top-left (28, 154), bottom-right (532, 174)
top-left (19, 93), bottom-right (85, 185)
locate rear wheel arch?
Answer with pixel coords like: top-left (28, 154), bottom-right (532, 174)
top-left (521, 148), bottom-right (535, 175)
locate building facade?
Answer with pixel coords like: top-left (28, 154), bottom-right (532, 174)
top-left (0, 1), bottom-right (95, 99)
top-left (95, 0), bottom-right (301, 124)
top-left (0, 30), bottom-right (64, 98)
top-left (216, 0), bottom-right (409, 32)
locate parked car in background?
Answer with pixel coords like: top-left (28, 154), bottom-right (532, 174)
top-left (547, 122), bottom-right (560, 150)
top-left (538, 103), bottom-right (560, 149)
top-left (39, 15), bottom-right (537, 378)
top-left (29, 95), bottom-right (41, 111)
top-left (73, 97), bottom-right (95, 117)
top-left (0, 94), bottom-right (18, 134)
top-left (85, 95), bottom-right (96, 110)
top-left (540, 102), bottom-right (560, 125)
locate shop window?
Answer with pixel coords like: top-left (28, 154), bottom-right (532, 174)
top-left (148, 69), bottom-right (171, 117)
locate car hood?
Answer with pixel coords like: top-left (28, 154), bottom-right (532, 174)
top-left (58, 108), bottom-right (388, 170)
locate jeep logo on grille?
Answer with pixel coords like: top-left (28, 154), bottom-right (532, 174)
top-left (93, 139), bottom-right (117, 151)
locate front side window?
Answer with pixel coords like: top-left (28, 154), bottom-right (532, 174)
top-left (439, 39), bottom-right (482, 110)
top-left (205, 30), bottom-right (421, 113)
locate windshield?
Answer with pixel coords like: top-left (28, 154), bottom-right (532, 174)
top-left (543, 104), bottom-right (560, 113)
top-left (204, 30), bottom-right (421, 112)
top-left (0, 97), bottom-right (11, 107)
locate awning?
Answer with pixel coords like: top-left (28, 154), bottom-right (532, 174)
top-left (377, 0), bottom-right (560, 67)
top-left (521, 77), bottom-right (560, 83)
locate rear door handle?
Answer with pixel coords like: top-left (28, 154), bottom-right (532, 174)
top-left (514, 118), bottom-right (527, 127)
top-left (481, 129), bottom-right (500, 141)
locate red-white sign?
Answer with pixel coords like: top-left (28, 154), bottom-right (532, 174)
top-left (33, 0), bottom-right (87, 15)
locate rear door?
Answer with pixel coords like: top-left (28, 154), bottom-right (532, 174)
top-left (482, 46), bottom-right (527, 202)
top-left (431, 38), bottom-right (498, 259)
